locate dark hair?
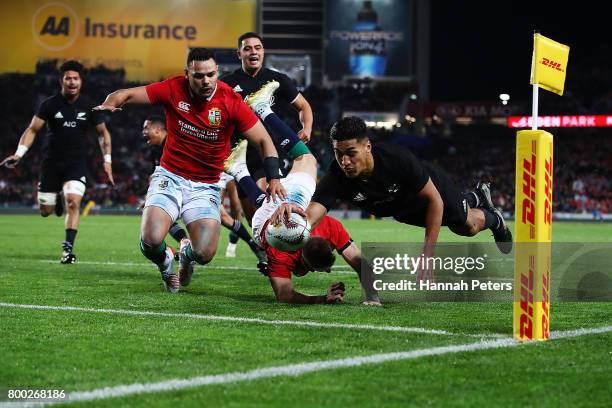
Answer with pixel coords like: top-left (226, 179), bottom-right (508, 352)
top-left (329, 116), bottom-right (368, 142)
top-left (187, 48), bottom-right (216, 66)
top-left (238, 32), bottom-right (264, 48)
top-left (145, 115), bottom-right (166, 130)
top-left (59, 60), bottom-right (84, 75)
top-left (302, 237), bottom-right (336, 271)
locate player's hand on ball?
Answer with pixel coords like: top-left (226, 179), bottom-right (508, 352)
top-left (326, 281), bottom-right (345, 304)
top-left (266, 179), bottom-right (287, 203)
top-left (0, 154), bottom-right (20, 169)
top-left (270, 203), bottom-right (306, 225)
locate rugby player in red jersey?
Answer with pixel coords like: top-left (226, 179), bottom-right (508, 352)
top-left (95, 48), bottom-right (285, 293)
top-left (262, 215), bottom-right (380, 304)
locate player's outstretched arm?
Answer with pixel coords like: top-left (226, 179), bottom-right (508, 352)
top-left (96, 123), bottom-right (114, 185)
top-left (306, 202), bottom-right (327, 229)
top-left (270, 277), bottom-right (344, 304)
top-left (242, 121), bottom-right (287, 200)
top-left (94, 86), bottom-right (151, 112)
top-left (339, 243), bottom-right (381, 306)
top-left (291, 94), bottom-right (313, 143)
top-left (1, 116), bottom-right (45, 168)
top-left (417, 178), bottom-right (443, 254)
top-left (416, 178), bottom-right (443, 282)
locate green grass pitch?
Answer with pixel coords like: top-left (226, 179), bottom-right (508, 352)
top-left (0, 215), bottom-right (610, 407)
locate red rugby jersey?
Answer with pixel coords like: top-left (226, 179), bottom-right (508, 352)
top-left (265, 216), bottom-right (352, 279)
top-left (146, 76), bottom-right (258, 183)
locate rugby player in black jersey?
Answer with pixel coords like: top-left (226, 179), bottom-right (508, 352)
top-left (272, 116), bottom-right (513, 280)
top-left (221, 32), bottom-right (313, 220)
top-left (1, 61), bottom-right (114, 264)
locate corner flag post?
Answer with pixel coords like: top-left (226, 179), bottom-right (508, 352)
top-left (513, 32), bottom-right (569, 341)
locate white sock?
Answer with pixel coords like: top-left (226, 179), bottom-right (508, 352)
top-left (254, 103), bottom-right (273, 120)
top-left (232, 164), bottom-right (250, 181)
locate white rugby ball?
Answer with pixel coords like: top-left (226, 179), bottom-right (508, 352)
top-left (265, 213), bottom-right (311, 252)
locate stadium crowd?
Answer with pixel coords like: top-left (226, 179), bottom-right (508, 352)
top-left (1, 61), bottom-right (610, 217)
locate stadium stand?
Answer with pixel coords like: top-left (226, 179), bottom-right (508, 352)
top-left (1, 60), bottom-right (610, 218)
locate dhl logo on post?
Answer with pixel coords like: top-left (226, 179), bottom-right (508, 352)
top-left (514, 130), bottom-right (553, 341)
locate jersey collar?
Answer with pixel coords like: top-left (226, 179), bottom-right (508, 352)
top-left (206, 83), bottom-right (218, 101)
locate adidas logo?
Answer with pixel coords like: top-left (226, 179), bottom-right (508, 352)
top-left (233, 85), bottom-right (243, 93)
top-left (280, 139), bottom-right (290, 147)
top-left (54, 112), bottom-right (63, 119)
top-left (353, 193), bottom-right (366, 202)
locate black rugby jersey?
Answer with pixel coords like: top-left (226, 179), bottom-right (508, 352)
top-left (35, 94), bottom-right (105, 161)
top-left (313, 142), bottom-right (454, 217)
top-left (220, 68), bottom-right (299, 107)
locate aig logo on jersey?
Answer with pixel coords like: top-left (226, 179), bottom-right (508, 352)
top-left (208, 107), bottom-right (222, 127)
top-left (32, 2), bottom-right (79, 51)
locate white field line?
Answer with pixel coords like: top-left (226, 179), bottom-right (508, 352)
top-left (3, 325), bottom-right (610, 407)
top-left (36, 259), bottom-right (354, 272)
top-left (0, 302), bottom-right (501, 338)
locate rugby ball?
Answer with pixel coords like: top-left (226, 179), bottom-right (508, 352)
top-left (265, 213), bottom-right (311, 252)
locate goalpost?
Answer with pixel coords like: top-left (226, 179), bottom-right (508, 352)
top-left (513, 32), bottom-right (569, 341)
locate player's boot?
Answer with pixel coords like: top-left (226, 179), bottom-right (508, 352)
top-left (60, 241), bottom-right (76, 264)
top-left (255, 246), bottom-right (269, 276)
top-left (223, 139), bottom-right (248, 178)
top-left (225, 242), bottom-right (237, 258)
top-left (244, 80), bottom-right (279, 117)
top-left (476, 182), bottom-right (513, 254)
top-left (491, 208), bottom-right (513, 254)
top-left (159, 247), bottom-right (179, 293)
top-left (54, 192), bottom-right (64, 217)
top-left (475, 181), bottom-right (494, 209)
top-left (178, 238), bottom-right (196, 287)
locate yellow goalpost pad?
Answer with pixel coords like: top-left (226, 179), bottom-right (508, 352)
top-left (514, 130), bottom-right (553, 341)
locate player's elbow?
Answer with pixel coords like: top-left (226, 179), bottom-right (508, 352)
top-left (273, 287), bottom-right (294, 303)
top-left (275, 292), bottom-right (293, 303)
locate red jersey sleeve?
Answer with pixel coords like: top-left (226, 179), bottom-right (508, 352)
top-left (231, 93), bottom-right (259, 133)
top-left (145, 79), bottom-right (172, 105)
top-left (322, 216), bottom-right (352, 253)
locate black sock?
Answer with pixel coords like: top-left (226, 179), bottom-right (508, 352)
top-left (463, 191), bottom-right (479, 208)
top-left (169, 222), bottom-right (187, 243)
top-left (229, 231), bottom-right (239, 244)
top-left (139, 239), bottom-right (167, 265)
top-left (64, 229), bottom-right (77, 252)
top-left (232, 220), bottom-right (255, 243)
top-left (263, 113), bottom-right (301, 155)
top-left (481, 208), bottom-right (500, 229)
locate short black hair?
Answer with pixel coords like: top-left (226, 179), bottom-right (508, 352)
top-left (59, 60), bottom-right (84, 76)
top-left (329, 116), bottom-right (368, 142)
top-left (238, 32), bottom-right (264, 48)
top-left (187, 48), bottom-right (216, 67)
top-left (302, 237), bottom-right (336, 271)
top-left (145, 115), bottom-right (166, 130)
